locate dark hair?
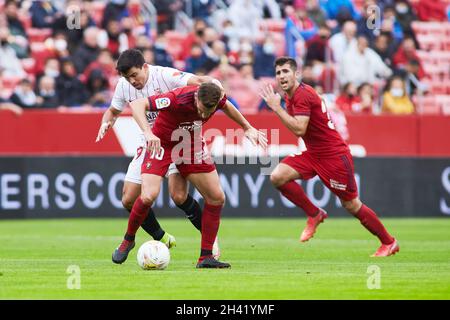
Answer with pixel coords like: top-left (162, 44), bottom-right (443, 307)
top-left (274, 56), bottom-right (297, 71)
top-left (116, 49), bottom-right (145, 74)
top-left (197, 83), bottom-right (223, 109)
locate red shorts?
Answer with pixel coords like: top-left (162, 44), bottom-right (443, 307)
top-left (282, 151), bottom-right (358, 201)
top-left (141, 145), bottom-right (216, 178)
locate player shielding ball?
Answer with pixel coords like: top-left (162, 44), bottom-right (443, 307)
top-left (260, 57), bottom-right (399, 257)
top-left (121, 83), bottom-right (267, 268)
top-left (94, 49), bottom-right (220, 262)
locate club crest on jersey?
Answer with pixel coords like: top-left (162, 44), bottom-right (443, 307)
top-left (146, 162), bottom-right (152, 169)
top-left (155, 97), bottom-right (171, 109)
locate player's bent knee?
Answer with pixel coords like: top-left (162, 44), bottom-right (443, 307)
top-left (205, 192), bottom-right (225, 207)
top-left (270, 173), bottom-right (286, 188)
top-left (170, 190), bottom-right (188, 206)
top-left (341, 198), bottom-right (362, 215)
top-left (140, 193), bottom-right (158, 207)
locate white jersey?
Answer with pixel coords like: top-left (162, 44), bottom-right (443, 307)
top-left (111, 63), bottom-right (193, 126)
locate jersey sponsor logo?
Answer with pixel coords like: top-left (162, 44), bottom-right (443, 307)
top-left (179, 121), bottom-right (202, 131)
top-left (155, 98), bottom-right (171, 109)
top-left (146, 111), bottom-right (158, 123)
top-left (330, 179), bottom-right (347, 191)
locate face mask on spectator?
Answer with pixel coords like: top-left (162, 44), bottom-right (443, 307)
top-left (390, 88), bottom-right (404, 97)
top-left (263, 42), bottom-right (275, 54)
top-left (396, 4), bottom-right (408, 14)
top-left (45, 68), bottom-right (59, 78)
top-left (54, 39), bottom-right (67, 51)
top-left (241, 42), bottom-right (252, 53)
top-left (40, 89), bottom-right (55, 97)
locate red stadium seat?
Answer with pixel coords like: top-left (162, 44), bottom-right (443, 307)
top-left (413, 95), bottom-right (441, 114)
top-left (164, 30), bottom-right (187, 61)
top-left (27, 28), bottom-right (52, 43)
top-left (259, 19), bottom-right (286, 33)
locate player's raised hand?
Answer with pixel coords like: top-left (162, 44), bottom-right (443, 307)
top-left (259, 84), bottom-right (282, 112)
top-left (95, 121), bottom-right (112, 142)
top-left (245, 127), bottom-right (268, 150)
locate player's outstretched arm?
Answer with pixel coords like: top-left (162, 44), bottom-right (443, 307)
top-left (222, 100), bottom-right (268, 149)
top-left (95, 106), bottom-right (121, 142)
top-left (259, 84), bottom-right (309, 137)
top-left (129, 98), bottom-right (161, 154)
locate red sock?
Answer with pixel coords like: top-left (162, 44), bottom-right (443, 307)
top-left (199, 203), bottom-right (222, 261)
top-left (355, 205), bottom-right (394, 245)
top-left (126, 197), bottom-right (151, 240)
top-left (277, 181), bottom-right (319, 217)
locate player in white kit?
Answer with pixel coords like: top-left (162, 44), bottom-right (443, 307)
top-left (95, 50), bottom-right (220, 261)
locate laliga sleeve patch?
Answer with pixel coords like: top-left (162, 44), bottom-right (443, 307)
top-left (155, 97), bottom-right (171, 109)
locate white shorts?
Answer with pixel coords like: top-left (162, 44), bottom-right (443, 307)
top-left (124, 145), bottom-right (180, 184)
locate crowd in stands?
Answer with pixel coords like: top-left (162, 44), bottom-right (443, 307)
top-left (1, 0), bottom-right (450, 120)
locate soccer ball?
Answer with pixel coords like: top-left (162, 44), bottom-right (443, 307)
top-left (137, 240), bottom-right (170, 270)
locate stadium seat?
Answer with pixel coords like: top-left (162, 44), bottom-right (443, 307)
top-left (27, 28), bottom-right (52, 43)
top-left (164, 30), bottom-right (187, 61)
top-left (259, 19), bottom-right (285, 33)
top-left (413, 95), bottom-right (441, 114)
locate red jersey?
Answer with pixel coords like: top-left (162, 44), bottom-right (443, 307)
top-left (285, 83), bottom-right (349, 157)
top-left (147, 85), bottom-right (227, 150)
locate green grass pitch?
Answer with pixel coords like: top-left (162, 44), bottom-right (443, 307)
top-left (0, 217), bottom-right (449, 299)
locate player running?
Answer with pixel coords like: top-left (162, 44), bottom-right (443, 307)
top-left (95, 49), bottom-right (220, 263)
top-left (118, 82), bottom-right (267, 268)
top-left (260, 57), bottom-right (399, 257)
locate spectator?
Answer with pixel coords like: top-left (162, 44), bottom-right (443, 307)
top-left (392, 36), bottom-right (425, 79)
top-left (253, 36), bottom-right (277, 79)
top-left (58, 5), bottom-right (96, 54)
top-left (329, 20), bottom-right (357, 64)
top-left (10, 79), bottom-right (38, 108)
top-left (82, 49), bottom-right (117, 84)
top-left (29, 0), bottom-right (60, 28)
top-left (36, 57), bottom-right (60, 86)
top-left (305, 24), bottom-right (332, 64)
top-left (228, 0), bottom-right (262, 41)
top-left (36, 76), bottom-right (59, 108)
top-left (373, 32), bottom-right (396, 68)
top-left (356, 0), bottom-right (378, 46)
top-left (394, 0), bottom-right (417, 38)
top-left (181, 19), bottom-right (208, 61)
top-left (305, 0), bottom-right (327, 27)
top-left (101, 0), bottom-right (129, 29)
top-left (56, 59), bottom-right (88, 107)
top-left (72, 27), bottom-right (101, 74)
top-left (4, 0), bottom-right (29, 58)
top-left (382, 76), bottom-right (414, 114)
top-left (357, 82), bottom-right (377, 113)
top-left (255, 0), bottom-right (282, 19)
top-left (203, 40), bottom-right (227, 73)
top-left (340, 35), bottom-right (392, 86)
top-left (0, 27), bottom-right (26, 78)
top-left (228, 63), bottom-right (261, 114)
top-left (0, 72), bottom-right (23, 115)
top-left (191, 0), bottom-right (215, 20)
top-left (301, 62), bottom-right (318, 87)
top-left (153, 35), bottom-right (174, 67)
top-left (98, 19), bottom-right (129, 59)
top-left (335, 82), bottom-right (361, 113)
top-left (86, 69), bottom-right (111, 108)
top-left (154, 0), bottom-right (183, 34)
top-left (382, 5), bottom-right (404, 42)
top-left (185, 44), bottom-right (207, 74)
top-left (285, 5), bottom-right (317, 41)
top-left (320, 0), bottom-right (360, 20)
top-left (414, 0), bottom-right (448, 22)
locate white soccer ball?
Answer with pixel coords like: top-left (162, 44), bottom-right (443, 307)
top-left (137, 240), bottom-right (170, 270)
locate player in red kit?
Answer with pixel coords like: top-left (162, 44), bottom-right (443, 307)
top-left (260, 57), bottom-right (399, 257)
top-left (115, 82), bottom-right (267, 268)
